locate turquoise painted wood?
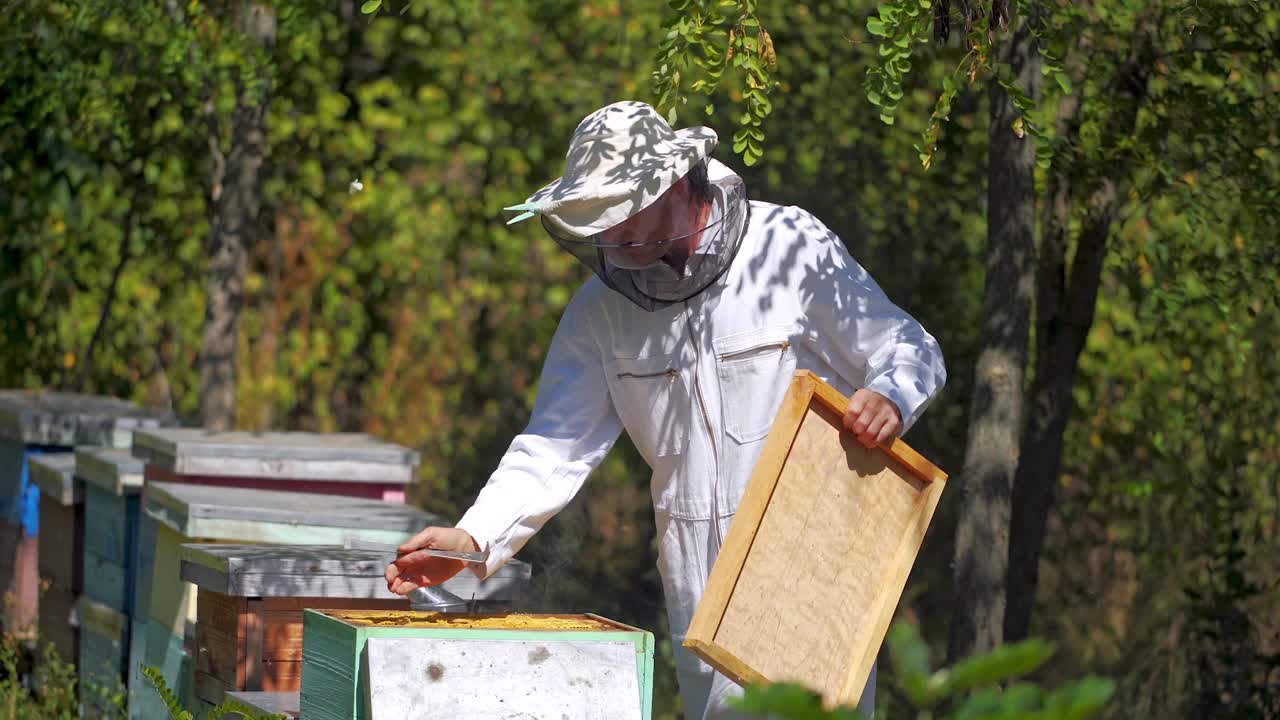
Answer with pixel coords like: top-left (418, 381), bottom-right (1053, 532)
top-left (82, 551), bottom-right (128, 613)
top-left (124, 517), bottom-right (158, 719)
top-left (125, 620), bottom-right (150, 719)
top-left (299, 610), bottom-right (655, 720)
top-left (83, 485), bottom-right (134, 565)
top-left (79, 597), bottom-right (128, 718)
top-left (132, 619), bottom-right (188, 720)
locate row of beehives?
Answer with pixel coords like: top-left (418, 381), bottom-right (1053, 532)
top-left (2, 390), bottom-right (645, 719)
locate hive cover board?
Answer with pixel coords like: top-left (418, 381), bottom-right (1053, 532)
top-left (685, 371), bottom-right (948, 708)
top-left (0, 390), bottom-right (174, 447)
top-left (131, 428), bottom-right (420, 484)
top-left (143, 481), bottom-right (447, 540)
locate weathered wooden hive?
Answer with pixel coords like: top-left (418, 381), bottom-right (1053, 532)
top-left (75, 446), bottom-right (149, 716)
top-left (28, 453), bottom-right (81, 663)
top-left (125, 429), bottom-right (422, 719)
top-left (0, 390), bottom-right (171, 637)
top-left (180, 542), bottom-right (531, 706)
top-left (133, 481), bottom-right (444, 718)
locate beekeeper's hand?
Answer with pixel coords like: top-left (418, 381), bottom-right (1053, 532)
top-left (844, 388), bottom-right (902, 448)
top-left (384, 526), bottom-right (479, 594)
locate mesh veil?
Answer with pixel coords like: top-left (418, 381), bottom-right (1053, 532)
top-left (542, 175), bottom-right (750, 312)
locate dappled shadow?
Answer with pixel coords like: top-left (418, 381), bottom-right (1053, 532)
top-left (730, 203), bottom-right (942, 408)
top-left (527, 101), bottom-right (716, 226)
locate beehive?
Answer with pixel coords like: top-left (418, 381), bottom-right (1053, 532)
top-left (124, 429), bottom-right (421, 719)
top-left (28, 453), bottom-right (81, 662)
top-left (0, 390), bottom-right (172, 637)
top-left (180, 542), bottom-right (531, 705)
top-left (301, 610), bottom-right (654, 720)
top-left (132, 482), bottom-right (446, 719)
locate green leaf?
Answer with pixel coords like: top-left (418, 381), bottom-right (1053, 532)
top-left (867, 18), bottom-right (887, 36)
top-left (938, 638), bottom-right (1055, 696)
top-left (360, 0), bottom-right (382, 14)
top-left (1056, 72), bottom-right (1074, 94)
top-left (867, 90), bottom-right (883, 106)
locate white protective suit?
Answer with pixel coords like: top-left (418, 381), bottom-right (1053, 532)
top-left (457, 162), bottom-right (947, 719)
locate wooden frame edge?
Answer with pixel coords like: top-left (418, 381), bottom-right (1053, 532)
top-left (684, 372), bottom-right (817, 650)
top-left (803, 371), bottom-right (948, 484)
top-left (682, 637), bottom-right (768, 688)
top-left (835, 476), bottom-right (949, 704)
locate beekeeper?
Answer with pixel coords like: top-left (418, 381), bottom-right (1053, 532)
top-left (385, 101), bottom-right (946, 719)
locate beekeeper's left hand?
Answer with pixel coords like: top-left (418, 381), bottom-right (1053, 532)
top-left (844, 388), bottom-right (902, 448)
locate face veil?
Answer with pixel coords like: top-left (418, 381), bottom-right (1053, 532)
top-left (542, 174), bottom-right (750, 312)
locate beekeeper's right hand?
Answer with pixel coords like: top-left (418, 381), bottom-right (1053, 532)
top-left (384, 526), bottom-right (479, 594)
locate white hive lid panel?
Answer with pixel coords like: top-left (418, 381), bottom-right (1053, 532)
top-left (144, 481), bottom-right (445, 540)
top-left (130, 428), bottom-right (420, 484)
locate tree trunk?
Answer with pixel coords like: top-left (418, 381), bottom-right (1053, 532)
top-left (947, 19), bottom-right (1040, 662)
top-left (199, 3), bottom-right (275, 430)
top-left (1003, 49), bottom-right (1150, 642)
top-left (1004, 190), bottom-right (1114, 642)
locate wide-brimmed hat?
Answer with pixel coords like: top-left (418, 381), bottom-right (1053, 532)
top-left (504, 101), bottom-right (719, 236)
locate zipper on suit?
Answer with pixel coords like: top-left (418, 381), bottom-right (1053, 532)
top-left (615, 369), bottom-right (677, 380)
top-left (684, 307), bottom-right (724, 547)
top-left (717, 340), bottom-right (791, 362)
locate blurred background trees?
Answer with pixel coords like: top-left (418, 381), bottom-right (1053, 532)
top-left (2, 1), bottom-right (1276, 717)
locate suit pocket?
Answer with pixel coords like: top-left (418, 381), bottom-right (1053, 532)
top-left (605, 353), bottom-right (690, 459)
top-left (714, 325), bottom-right (799, 444)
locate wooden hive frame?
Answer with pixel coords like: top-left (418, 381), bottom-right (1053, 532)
top-left (684, 370), bottom-right (948, 707)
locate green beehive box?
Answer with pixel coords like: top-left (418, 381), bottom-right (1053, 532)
top-left (300, 610), bottom-right (654, 720)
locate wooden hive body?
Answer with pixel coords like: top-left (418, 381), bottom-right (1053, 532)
top-left (684, 371), bottom-right (948, 708)
top-left (77, 447), bottom-right (145, 614)
top-left (78, 596), bottom-right (128, 718)
top-left (29, 453), bottom-right (82, 662)
top-left (300, 610), bottom-right (654, 720)
top-left (130, 482), bottom-right (447, 719)
top-left (75, 446), bottom-right (149, 714)
top-left (180, 543), bottom-right (532, 705)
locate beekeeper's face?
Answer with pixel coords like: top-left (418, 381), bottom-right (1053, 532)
top-left (599, 175), bottom-right (703, 271)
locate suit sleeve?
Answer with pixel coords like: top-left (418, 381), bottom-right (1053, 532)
top-left (795, 209), bottom-right (947, 433)
top-left (454, 291), bottom-right (622, 578)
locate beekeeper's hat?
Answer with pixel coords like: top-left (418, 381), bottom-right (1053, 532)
top-left (504, 101), bottom-right (719, 235)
